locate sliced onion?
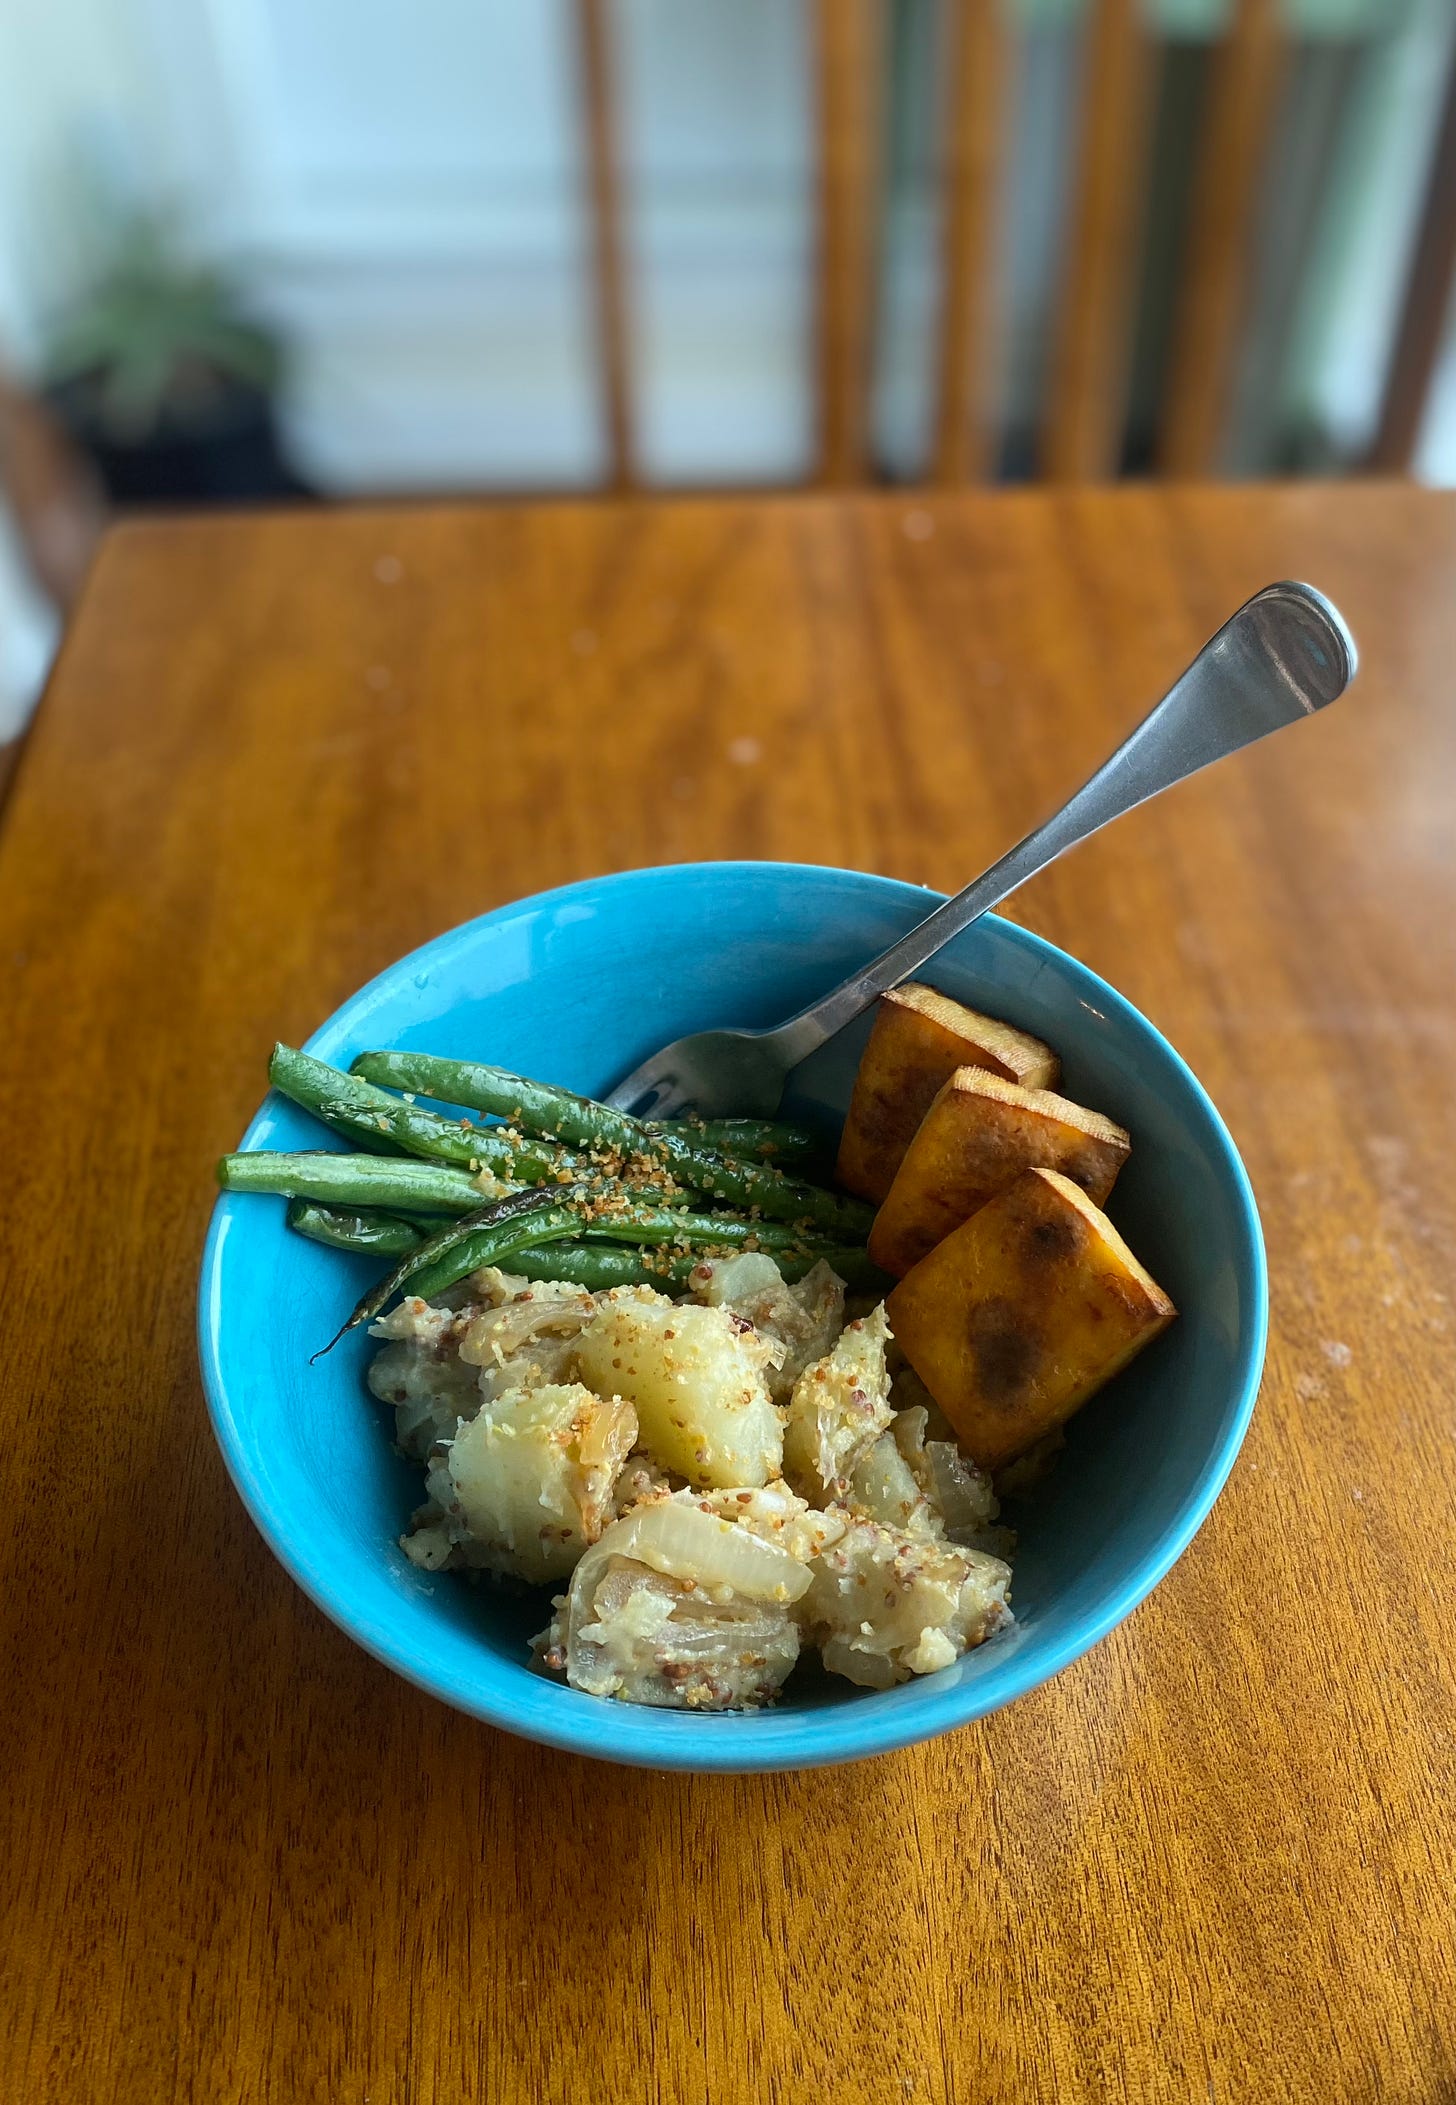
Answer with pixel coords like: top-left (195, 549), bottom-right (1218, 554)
top-left (581, 1500), bottom-right (812, 1605)
top-left (457, 1292), bottom-right (594, 1367)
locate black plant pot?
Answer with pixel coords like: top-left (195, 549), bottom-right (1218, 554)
top-left (47, 375), bottom-right (312, 506)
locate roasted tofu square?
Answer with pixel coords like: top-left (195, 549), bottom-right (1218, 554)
top-left (836, 983), bottom-right (1060, 1204)
top-left (868, 1066), bottom-right (1131, 1276)
top-left (885, 1167), bottom-right (1175, 1469)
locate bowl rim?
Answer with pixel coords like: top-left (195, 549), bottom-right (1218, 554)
top-left (198, 859), bottom-right (1268, 1772)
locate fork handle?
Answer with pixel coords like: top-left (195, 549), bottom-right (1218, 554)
top-left (774, 581), bottom-right (1357, 1069)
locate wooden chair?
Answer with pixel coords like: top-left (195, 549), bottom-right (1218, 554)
top-left (574, 0), bottom-right (1456, 489)
top-left (0, 370), bottom-right (103, 613)
top-left (0, 372), bottom-right (105, 801)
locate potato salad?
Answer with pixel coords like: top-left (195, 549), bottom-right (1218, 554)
top-left (369, 1254), bottom-right (1014, 1709)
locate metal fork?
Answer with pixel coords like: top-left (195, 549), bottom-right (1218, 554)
top-left (605, 580), bottom-right (1358, 1120)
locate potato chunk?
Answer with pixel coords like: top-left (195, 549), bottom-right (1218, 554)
top-left (779, 1305), bottom-right (942, 1535)
top-left (868, 1066), bottom-right (1130, 1276)
top-left (845, 1431), bottom-right (941, 1537)
top-left (574, 1291), bottom-right (782, 1488)
top-left (889, 1405), bottom-right (1003, 1546)
top-left (781, 1304), bottom-right (894, 1505)
top-left (886, 1167), bottom-right (1176, 1469)
top-left (694, 1252), bottom-right (846, 1402)
top-left (427, 1382), bottom-right (637, 1584)
top-left (837, 983), bottom-right (1060, 1204)
top-left (800, 1517), bottom-right (1012, 1687)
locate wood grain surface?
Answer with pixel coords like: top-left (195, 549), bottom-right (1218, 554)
top-left (2, 486), bottom-right (1454, 2105)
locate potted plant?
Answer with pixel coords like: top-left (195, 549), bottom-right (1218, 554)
top-left (44, 217), bottom-right (307, 504)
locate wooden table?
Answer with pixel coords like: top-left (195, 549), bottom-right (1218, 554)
top-left (2, 485), bottom-right (1453, 2103)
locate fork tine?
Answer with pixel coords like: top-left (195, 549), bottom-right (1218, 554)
top-left (601, 1054), bottom-right (691, 1118)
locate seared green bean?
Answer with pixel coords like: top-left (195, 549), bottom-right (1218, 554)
top-left (284, 1194), bottom-right (884, 1299)
top-left (411, 1239), bottom-right (703, 1300)
top-left (319, 1188), bottom-right (585, 1353)
top-left (219, 1151), bottom-right (486, 1215)
top-left (505, 1243), bottom-right (665, 1289)
top-left (270, 1044), bottom-right (570, 1185)
top-left (349, 1049), bottom-right (633, 1146)
top-left (588, 1239), bottom-right (890, 1294)
top-left (585, 1239), bottom-right (889, 1292)
top-left (779, 1247), bottom-right (893, 1295)
top-left (411, 1236), bottom-right (888, 1301)
top-left (285, 1210), bottom-right (698, 1293)
top-left (647, 1132), bottom-right (868, 1237)
top-left (273, 1047), bottom-right (693, 1208)
top-left (394, 1193), bottom-right (819, 1302)
top-left (654, 1116), bottom-right (821, 1164)
top-left (287, 1201), bottom-right (423, 1257)
top-left (349, 1049), bottom-right (871, 1238)
top-left (578, 1206), bottom-right (827, 1254)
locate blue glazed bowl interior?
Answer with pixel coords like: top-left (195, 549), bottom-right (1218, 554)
top-left (199, 862), bottom-right (1266, 1771)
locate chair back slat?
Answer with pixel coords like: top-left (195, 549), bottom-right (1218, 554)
top-left (568, 0), bottom-right (1454, 491)
top-left (1369, 38), bottom-right (1456, 473)
top-left (1157, 0), bottom-right (1285, 477)
top-left (813, 0), bottom-right (884, 484)
top-left (931, 0), bottom-right (1008, 484)
top-left (1041, 0), bottom-right (1154, 481)
top-left (576, 0), bottom-right (635, 489)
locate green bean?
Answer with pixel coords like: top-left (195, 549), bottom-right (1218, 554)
top-left (285, 1207), bottom-right (696, 1290)
top-left (649, 1133), bottom-right (869, 1237)
top-left (782, 1247), bottom-right (893, 1294)
top-left (318, 1188), bottom-right (585, 1354)
top-left (396, 1196), bottom-right (816, 1301)
top-left (587, 1238), bottom-right (889, 1292)
top-left (580, 1239), bottom-right (890, 1294)
top-left (577, 1206), bottom-right (828, 1254)
top-left (284, 1195), bottom-right (886, 1299)
top-left (655, 1116), bottom-right (821, 1164)
top-left (273, 1047), bottom-right (692, 1209)
top-left (413, 1239), bottom-right (703, 1300)
top-left (498, 1243), bottom-right (654, 1289)
top-left (229, 1146), bottom-right (856, 1256)
top-left (350, 1050), bottom-right (872, 1238)
top-left (349, 1049), bottom-right (635, 1146)
top-left (412, 1236), bottom-right (888, 1301)
top-left (219, 1151), bottom-right (486, 1215)
top-left (287, 1201), bottom-right (423, 1257)
top-left (269, 1044), bottom-right (571, 1185)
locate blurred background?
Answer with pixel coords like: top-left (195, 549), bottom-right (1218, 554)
top-left (2, 0), bottom-right (1454, 748)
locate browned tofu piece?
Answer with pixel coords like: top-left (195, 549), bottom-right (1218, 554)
top-left (868, 1066), bottom-right (1131, 1277)
top-left (885, 1167), bottom-right (1175, 1470)
top-left (836, 983), bottom-right (1060, 1204)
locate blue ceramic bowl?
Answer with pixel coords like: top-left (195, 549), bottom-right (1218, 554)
top-left (199, 862), bottom-right (1266, 1772)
